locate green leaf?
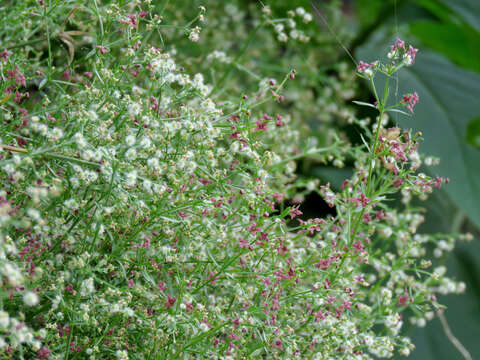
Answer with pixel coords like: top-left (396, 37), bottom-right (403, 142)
top-left (439, 0), bottom-right (480, 32)
top-left (352, 100), bottom-right (378, 109)
top-left (354, 0), bottom-right (392, 28)
top-left (409, 21), bottom-right (480, 73)
top-left (356, 29), bottom-right (480, 229)
top-left (39, 77), bottom-right (48, 90)
top-left (386, 108), bottom-right (412, 117)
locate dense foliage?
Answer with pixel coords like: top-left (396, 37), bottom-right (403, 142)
top-left (0, 1), bottom-right (473, 359)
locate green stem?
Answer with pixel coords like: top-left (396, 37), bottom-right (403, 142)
top-left (350, 75), bottom-right (389, 241)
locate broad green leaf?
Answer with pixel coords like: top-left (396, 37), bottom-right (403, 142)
top-left (356, 29), bottom-right (480, 228)
top-left (439, 0), bottom-right (480, 32)
top-left (354, 0), bottom-right (389, 28)
top-left (415, 0), bottom-right (459, 23)
top-left (409, 21), bottom-right (480, 73)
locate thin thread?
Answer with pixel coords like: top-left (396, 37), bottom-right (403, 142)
top-left (310, 1), bottom-right (358, 67)
top-left (393, 0), bottom-right (400, 123)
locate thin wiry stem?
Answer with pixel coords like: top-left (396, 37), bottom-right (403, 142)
top-left (437, 310), bottom-right (472, 360)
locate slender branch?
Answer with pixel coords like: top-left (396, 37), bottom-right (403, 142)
top-left (437, 310), bottom-right (472, 360)
top-left (0, 145), bottom-right (28, 153)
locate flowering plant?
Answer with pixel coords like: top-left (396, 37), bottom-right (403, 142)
top-left (0, 2), bottom-right (470, 359)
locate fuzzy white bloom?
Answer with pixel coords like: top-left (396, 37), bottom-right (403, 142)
top-left (23, 291), bottom-right (39, 306)
top-left (116, 350), bottom-right (129, 359)
top-left (296, 7), bottom-right (306, 16)
top-left (80, 277), bottom-right (95, 296)
top-left (125, 135), bottom-right (136, 146)
top-left (380, 288), bottom-right (392, 304)
top-left (125, 148), bottom-right (137, 161)
top-left (416, 318), bottom-right (426, 327)
top-left (277, 32), bottom-right (288, 42)
top-left (52, 127), bottom-right (64, 139)
top-left (128, 103), bottom-right (142, 117)
top-left (27, 208), bottom-right (41, 221)
top-left (403, 54), bottom-right (413, 66)
top-left (139, 137), bottom-right (151, 149)
top-left (143, 179), bottom-right (152, 193)
top-left (433, 265), bottom-right (447, 277)
top-left (303, 13), bottom-right (313, 23)
top-left (385, 313), bottom-right (403, 335)
top-left (0, 311), bottom-right (9, 329)
top-left (207, 50), bottom-right (231, 63)
top-left (189, 31), bottom-right (199, 42)
top-left (2, 263), bottom-right (24, 286)
top-left (82, 149), bottom-right (94, 161)
top-left (147, 157), bottom-right (160, 170)
top-left (125, 170), bottom-right (137, 186)
top-left (151, 56), bottom-right (176, 74)
top-left (88, 110), bottom-right (98, 121)
top-left (289, 29), bottom-right (299, 40)
top-left (379, 226), bottom-right (393, 238)
top-left (64, 198), bottom-right (79, 210)
top-left (74, 132), bottom-right (87, 148)
top-left (274, 24), bottom-right (284, 33)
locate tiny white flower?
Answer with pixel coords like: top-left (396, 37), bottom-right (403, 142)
top-left (80, 277), bottom-right (95, 296)
top-left (127, 103), bottom-right (142, 117)
top-left (125, 135), bottom-right (136, 146)
top-left (125, 170), bottom-right (137, 186)
top-left (303, 13), bottom-right (312, 23)
top-left (125, 148), bottom-right (137, 161)
top-left (274, 24), bottom-right (284, 33)
top-left (296, 7), bottom-right (306, 16)
top-left (23, 291), bottom-right (39, 306)
top-left (116, 349), bottom-right (129, 360)
top-left (0, 311), bottom-right (9, 329)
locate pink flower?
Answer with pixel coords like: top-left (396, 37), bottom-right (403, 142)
top-left (6, 65), bottom-right (26, 87)
top-left (289, 206), bottom-right (303, 219)
top-left (397, 290), bottom-right (410, 306)
top-left (120, 13), bottom-right (138, 27)
top-left (255, 119), bottom-right (267, 131)
top-left (238, 237), bottom-right (251, 249)
top-left (165, 295), bottom-right (177, 309)
top-left (401, 92), bottom-right (419, 113)
top-left (96, 45), bottom-right (108, 55)
top-left (273, 338), bottom-right (283, 350)
top-left (356, 61), bottom-right (369, 72)
top-left (407, 45), bottom-right (418, 62)
top-left (395, 38), bottom-right (406, 50)
top-left (37, 347), bottom-right (52, 359)
top-left (0, 48), bottom-right (13, 63)
top-left (352, 240), bottom-right (365, 253)
top-left (356, 61), bottom-right (377, 75)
